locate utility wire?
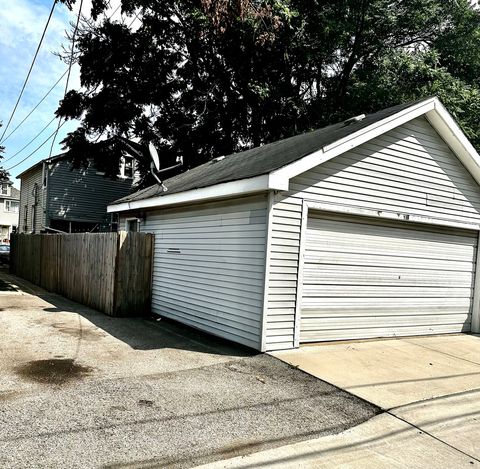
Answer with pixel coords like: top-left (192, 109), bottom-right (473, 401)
top-left (3, 117), bottom-right (57, 164)
top-left (3, 1), bottom-right (120, 171)
top-left (2, 3), bottom-right (121, 145)
top-left (6, 121), bottom-right (67, 171)
top-left (128, 9), bottom-right (141, 28)
top-left (49, 0), bottom-right (84, 158)
top-left (1, 70), bottom-right (68, 144)
top-left (0, 0), bottom-right (58, 142)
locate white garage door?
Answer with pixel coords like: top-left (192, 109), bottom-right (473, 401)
top-left (300, 213), bottom-right (478, 342)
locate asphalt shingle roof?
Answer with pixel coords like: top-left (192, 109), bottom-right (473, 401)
top-left (114, 99), bottom-right (430, 205)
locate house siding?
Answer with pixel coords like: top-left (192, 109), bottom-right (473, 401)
top-left (18, 167), bottom-right (45, 233)
top-left (141, 195), bottom-right (268, 349)
top-left (47, 159), bottom-right (133, 230)
top-left (266, 116), bottom-right (480, 350)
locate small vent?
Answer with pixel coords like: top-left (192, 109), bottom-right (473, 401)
top-left (343, 114), bottom-right (366, 126)
top-left (211, 155), bottom-right (225, 164)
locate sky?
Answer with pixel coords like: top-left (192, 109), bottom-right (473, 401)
top-left (0, 0), bottom-right (123, 188)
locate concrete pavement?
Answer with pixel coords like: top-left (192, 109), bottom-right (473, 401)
top-left (195, 413), bottom-right (477, 468)
top-left (197, 335), bottom-right (480, 468)
top-left (0, 270), bottom-right (377, 468)
top-left (273, 335), bottom-right (480, 409)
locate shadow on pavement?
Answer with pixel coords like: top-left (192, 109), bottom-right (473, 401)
top-left (40, 293), bottom-right (255, 357)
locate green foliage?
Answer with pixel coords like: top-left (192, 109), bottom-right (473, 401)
top-left (0, 123), bottom-right (9, 180)
top-left (57, 0), bottom-right (480, 186)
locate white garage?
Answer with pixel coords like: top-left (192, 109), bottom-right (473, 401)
top-left (109, 97), bottom-right (480, 351)
top-left (300, 212), bottom-right (477, 342)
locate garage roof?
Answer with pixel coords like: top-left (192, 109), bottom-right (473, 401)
top-left (108, 97), bottom-right (480, 212)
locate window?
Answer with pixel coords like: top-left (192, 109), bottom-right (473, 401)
top-left (119, 156), bottom-right (134, 179)
top-left (126, 219), bottom-right (139, 232)
top-left (4, 201), bottom-right (19, 213)
top-left (1, 184), bottom-right (9, 195)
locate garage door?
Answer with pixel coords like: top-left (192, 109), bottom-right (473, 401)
top-left (300, 213), bottom-right (478, 342)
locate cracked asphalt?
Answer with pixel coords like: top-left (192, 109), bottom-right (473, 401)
top-left (0, 271), bottom-right (378, 468)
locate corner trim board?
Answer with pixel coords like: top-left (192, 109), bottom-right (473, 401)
top-left (260, 191), bottom-right (275, 352)
top-left (471, 231), bottom-right (480, 333)
top-left (293, 199), bottom-right (309, 348)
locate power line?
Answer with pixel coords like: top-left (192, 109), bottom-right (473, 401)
top-left (3, 116), bottom-right (57, 164)
top-left (3, 1), bottom-right (120, 170)
top-left (1, 70), bottom-right (68, 144)
top-left (0, 0), bottom-right (58, 141)
top-left (5, 122), bottom-right (67, 171)
top-left (2, 3), bottom-right (122, 146)
top-left (128, 9), bottom-right (141, 28)
top-left (49, 0), bottom-right (84, 158)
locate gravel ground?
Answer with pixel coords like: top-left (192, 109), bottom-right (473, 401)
top-left (0, 272), bottom-right (378, 468)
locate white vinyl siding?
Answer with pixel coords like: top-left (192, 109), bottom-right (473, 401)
top-left (142, 195), bottom-right (268, 349)
top-left (301, 213), bottom-right (476, 342)
top-left (266, 117), bottom-right (480, 350)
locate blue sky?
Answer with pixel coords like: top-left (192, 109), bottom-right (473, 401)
top-left (0, 0), bottom-right (122, 187)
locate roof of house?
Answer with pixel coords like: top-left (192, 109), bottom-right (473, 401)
top-left (16, 153), bottom-right (69, 179)
top-left (115, 99), bottom-right (426, 205)
top-left (104, 96), bottom-right (480, 213)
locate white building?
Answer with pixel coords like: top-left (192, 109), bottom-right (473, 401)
top-left (0, 179), bottom-right (19, 241)
top-left (108, 97), bottom-right (480, 351)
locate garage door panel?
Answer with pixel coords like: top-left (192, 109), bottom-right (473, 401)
top-left (300, 214), bottom-right (477, 343)
top-left (300, 313), bottom-right (471, 329)
top-left (302, 295), bottom-right (472, 310)
top-left (300, 323), bottom-right (472, 342)
top-left (303, 266), bottom-right (474, 286)
top-left (305, 241), bottom-right (476, 262)
top-left (302, 306), bottom-right (471, 317)
top-left (302, 286), bottom-right (473, 298)
top-left (303, 252), bottom-right (475, 271)
top-left (309, 216), bottom-right (477, 246)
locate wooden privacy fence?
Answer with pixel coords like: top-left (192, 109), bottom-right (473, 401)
top-left (10, 232), bottom-right (154, 317)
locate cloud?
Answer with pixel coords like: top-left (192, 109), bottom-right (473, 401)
top-left (0, 0), bottom-right (122, 185)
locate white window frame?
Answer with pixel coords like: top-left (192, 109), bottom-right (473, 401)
top-left (1, 184), bottom-right (10, 196)
top-left (119, 156), bottom-right (134, 179)
top-left (4, 200), bottom-right (19, 213)
top-left (126, 218), bottom-right (139, 232)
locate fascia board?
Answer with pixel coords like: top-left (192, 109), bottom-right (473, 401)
top-left (107, 174), bottom-right (285, 213)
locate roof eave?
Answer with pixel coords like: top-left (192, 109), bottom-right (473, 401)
top-left (425, 99), bottom-right (480, 186)
top-left (109, 96), bottom-right (480, 212)
top-left (271, 97), bottom-right (480, 187)
top-left (270, 97), bottom-right (438, 183)
top-left (107, 173), bottom-right (288, 213)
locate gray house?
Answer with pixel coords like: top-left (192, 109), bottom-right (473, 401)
top-left (0, 178), bottom-right (20, 241)
top-left (18, 153), bottom-right (135, 233)
top-left (108, 97), bottom-right (480, 351)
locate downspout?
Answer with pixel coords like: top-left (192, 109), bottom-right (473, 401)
top-left (31, 183), bottom-right (38, 234)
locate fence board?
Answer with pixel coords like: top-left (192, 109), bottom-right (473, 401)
top-left (114, 232), bottom-right (154, 317)
top-left (10, 232), bottom-right (153, 317)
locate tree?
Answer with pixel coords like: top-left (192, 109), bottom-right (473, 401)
top-left (57, 0), bottom-right (480, 186)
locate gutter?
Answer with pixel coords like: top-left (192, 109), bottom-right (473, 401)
top-left (107, 173), bottom-right (288, 213)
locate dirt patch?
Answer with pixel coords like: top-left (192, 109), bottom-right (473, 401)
top-left (51, 323), bottom-right (106, 341)
top-left (0, 391), bottom-right (20, 401)
top-left (15, 359), bottom-right (93, 385)
top-left (32, 319), bottom-right (106, 341)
